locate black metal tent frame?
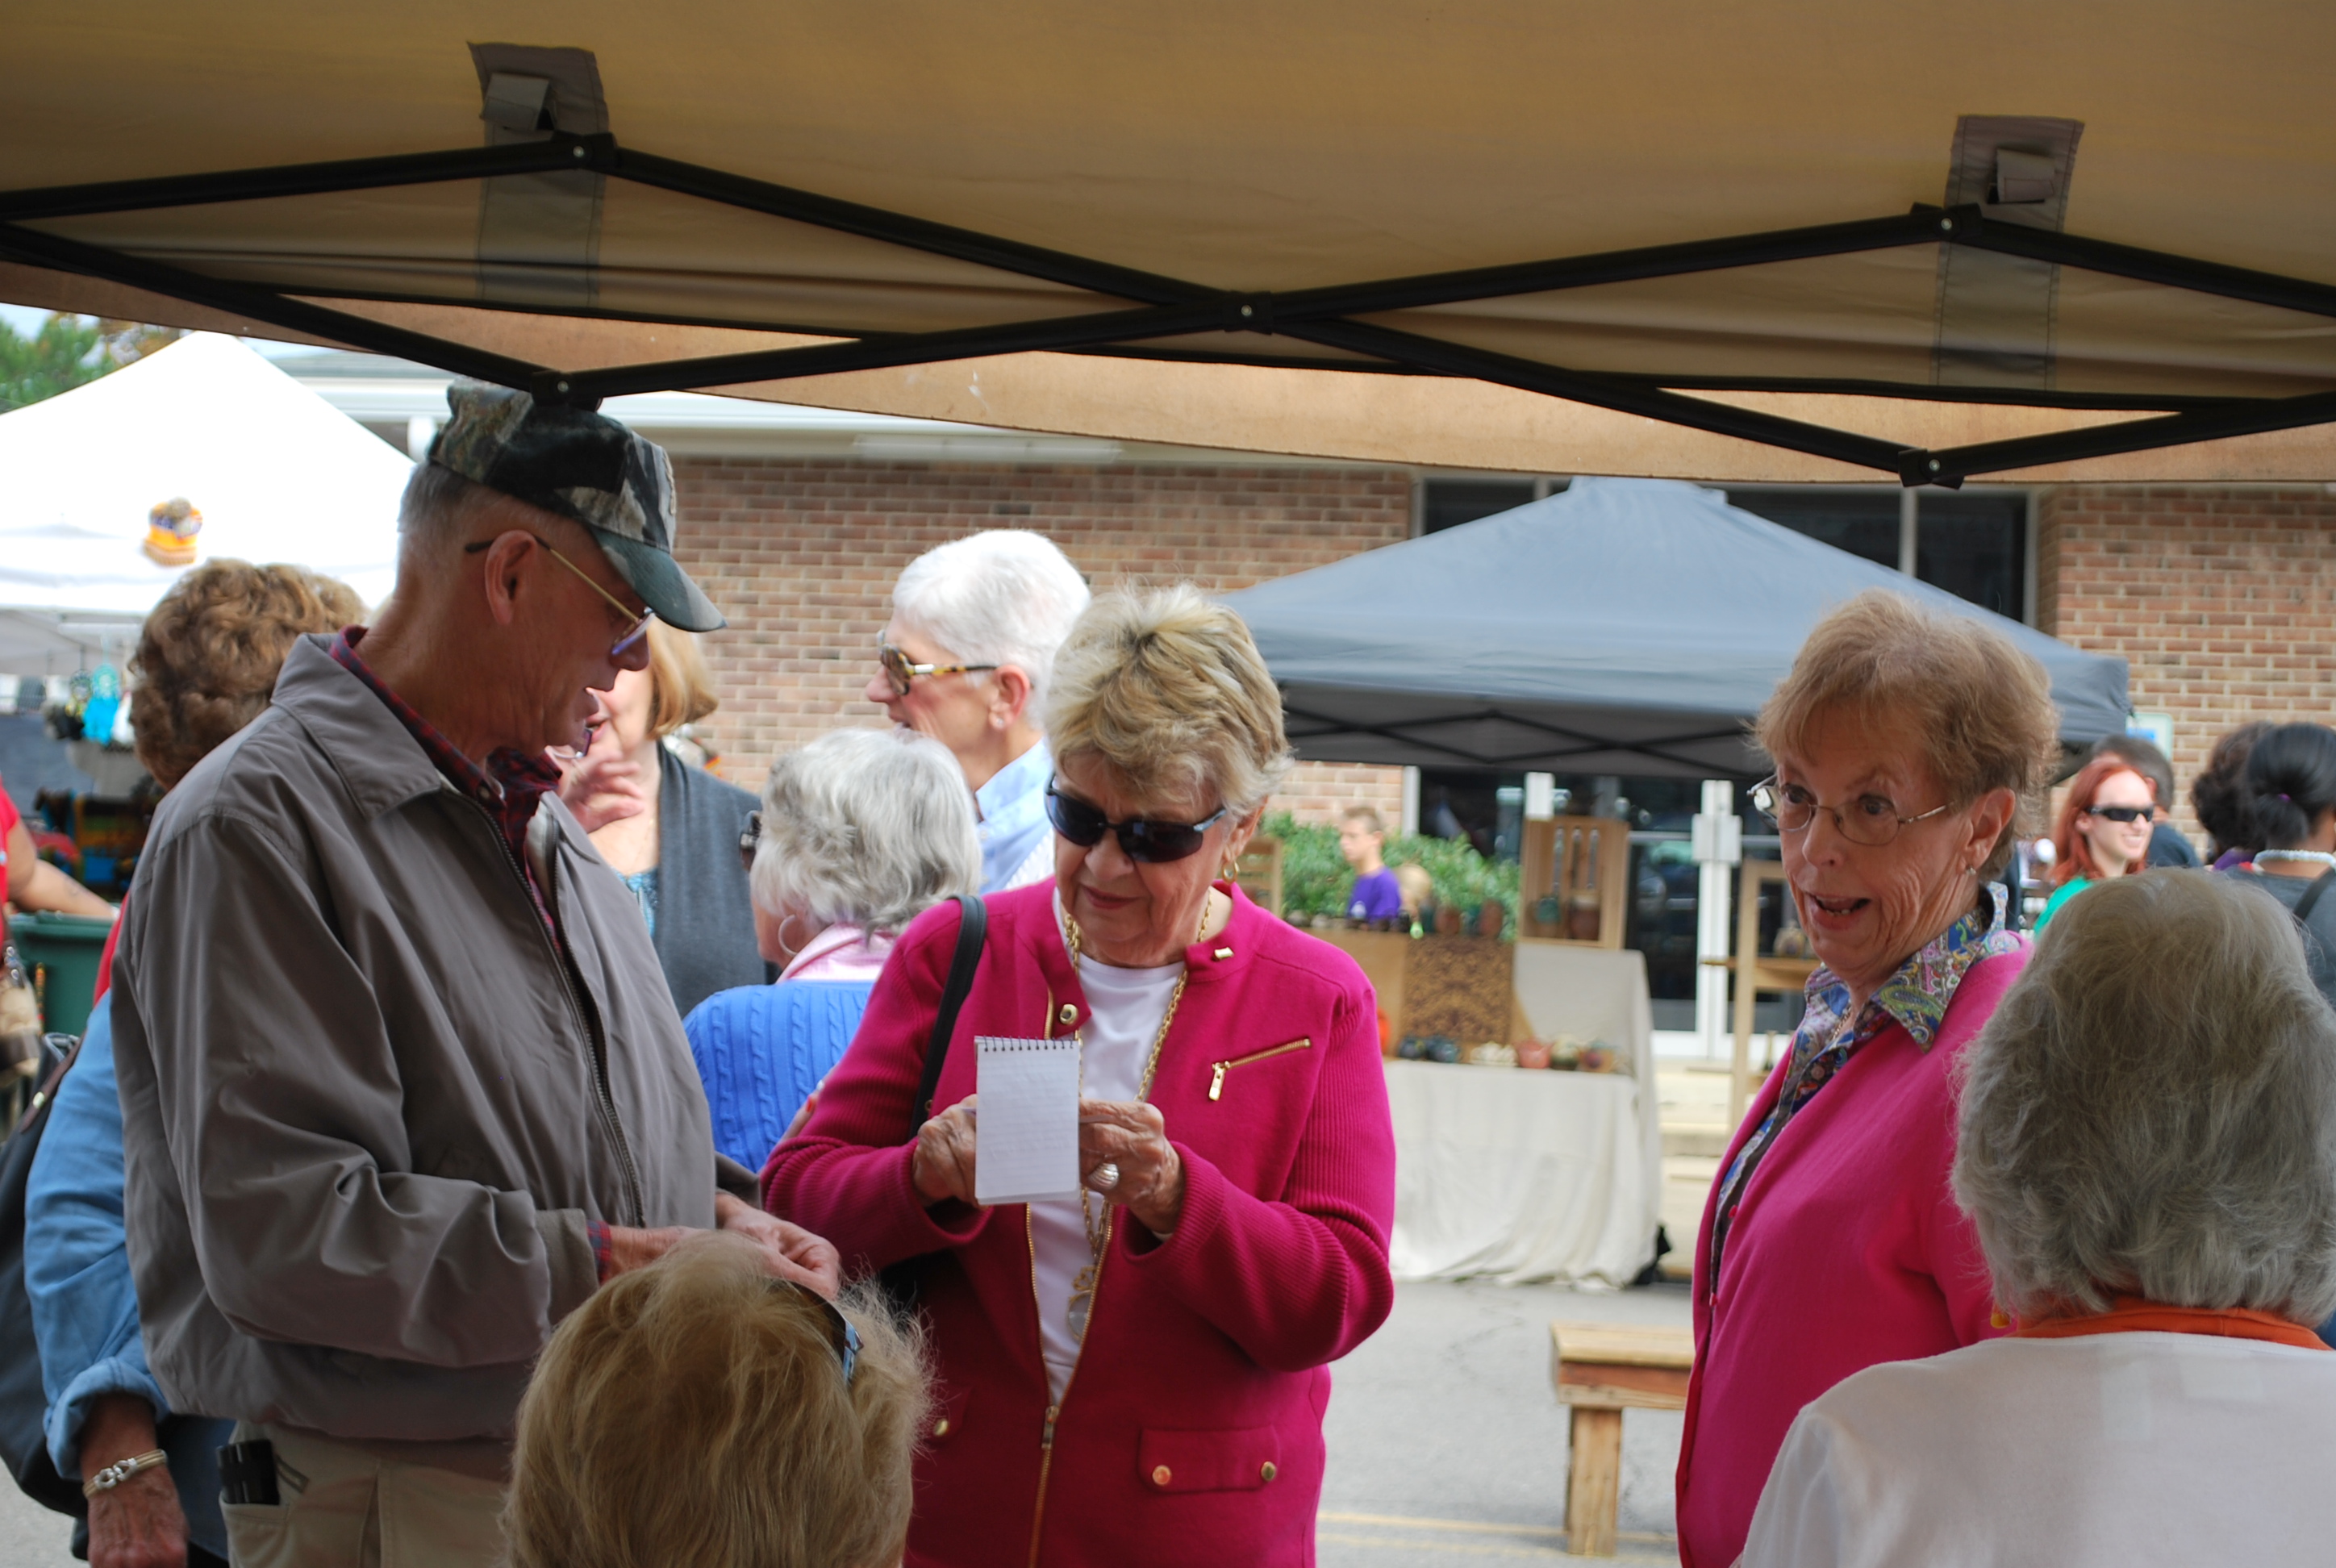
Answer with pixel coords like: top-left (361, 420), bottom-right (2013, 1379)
top-left (8, 130), bottom-right (2336, 485)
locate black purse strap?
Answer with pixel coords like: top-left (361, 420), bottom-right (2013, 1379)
top-left (2295, 867), bottom-right (2336, 926)
top-left (911, 894), bottom-right (986, 1131)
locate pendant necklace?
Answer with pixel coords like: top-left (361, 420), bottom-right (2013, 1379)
top-left (1058, 893), bottom-right (1210, 1345)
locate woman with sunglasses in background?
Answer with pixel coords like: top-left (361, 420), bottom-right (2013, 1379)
top-left (684, 726), bottom-right (982, 1174)
top-left (2033, 753), bottom-right (2158, 930)
top-left (767, 586), bottom-right (1396, 1568)
top-left (1677, 591), bottom-right (2058, 1568)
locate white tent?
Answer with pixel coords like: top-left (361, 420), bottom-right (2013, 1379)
top-left (0, 332), bottom-right (410, 669)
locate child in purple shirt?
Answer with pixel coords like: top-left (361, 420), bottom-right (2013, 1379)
top-left (1340, 807), bottom-right (1405, 920)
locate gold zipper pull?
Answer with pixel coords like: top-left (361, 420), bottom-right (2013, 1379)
top-left (1042, 1404), bottom-right (1060, 1450)
top-left (1208, 1061), bottom-right (1228, 1101)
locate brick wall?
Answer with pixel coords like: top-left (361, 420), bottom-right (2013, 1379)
top-left (670, 457), bottom-right (1412, 824)
top-left (2036, 483), bottom-right (2336, 847)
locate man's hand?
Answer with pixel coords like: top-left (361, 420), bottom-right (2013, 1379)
top-left (600, 1224), bottom-right (691, 1280)
top-left (715, 1194), bottom-right (842, 1299)
top-left (911, 1095), bottom-right (979, 1208)
top-left (81, 1394), bottom-right (186, 1568)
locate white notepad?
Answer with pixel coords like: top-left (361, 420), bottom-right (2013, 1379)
top-left (974, 1035), bottom-right (1083, 1206)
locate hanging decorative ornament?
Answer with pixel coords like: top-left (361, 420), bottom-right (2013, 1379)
top-left (142, 497), bottom-right (202, 566)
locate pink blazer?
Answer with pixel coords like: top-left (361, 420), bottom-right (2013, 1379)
top-left (763, 882), bottom-right (1396, 1568)
top-left (1675, 952), bottom-right (2023, 1568)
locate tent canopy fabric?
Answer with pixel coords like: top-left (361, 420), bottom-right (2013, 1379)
top-left (6, 3), bottom-right (2336, 483)
top-left (0, 332), bottom-right (409, 667)
top-left (1219, 477), bottom-right (2131, 779)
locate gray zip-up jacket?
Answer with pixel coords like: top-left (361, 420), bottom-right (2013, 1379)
top-left (111, 636), bottom-right (725, 1443)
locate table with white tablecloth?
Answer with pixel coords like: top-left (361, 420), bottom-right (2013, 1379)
top-left (1385, 942), bottom-right (1662, 1287)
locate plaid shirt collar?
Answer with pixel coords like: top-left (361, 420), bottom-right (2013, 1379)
top-left (329, 629), bottom-right (562, 870)
top-left (1798, 881), bottom-right (2026, 1058)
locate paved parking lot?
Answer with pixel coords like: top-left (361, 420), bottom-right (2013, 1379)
top-left (1320, 1277), bottom-right (1688, 1566)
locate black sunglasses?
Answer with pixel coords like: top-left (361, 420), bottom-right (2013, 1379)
top-left (2084, 803), bottom-right (2155, 824)
top-left (772, 1278), bottom-right (860, 1387)
top-left (1045, 780), bottom-right (1228, 864)
top-left (739, 810), bottom-right (761, 871)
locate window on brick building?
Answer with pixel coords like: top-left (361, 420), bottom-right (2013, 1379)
top-left (1419, 477), bottom-right (1537, 534)
top-left (1724, 487), bottom-right (1900, 569)
top-left (1916, 492), bottom-right (2027, 619)
top-left (1727, 486), bottom-right (2031, 623)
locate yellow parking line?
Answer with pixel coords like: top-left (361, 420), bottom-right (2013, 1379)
top-left (1318, 1510), bottom-right (1674, 1546)
top-left (1318, 1531), bottom-right (1567, 1560)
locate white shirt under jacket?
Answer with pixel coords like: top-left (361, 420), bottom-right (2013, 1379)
top-left (1740, 1332), bottom-right (2336, 1568)
top-left (1029, 895), bottom-right (1181, 1403)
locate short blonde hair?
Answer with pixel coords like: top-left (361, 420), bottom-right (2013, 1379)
top-left (1044, 585), bottom-right (1291, 815)
top-left (1755, 590), bottom-right (2057, 878)
top-left (643, 622), bottom-right (720, 740)
top-left (507, 1234), bottom-right (928, 1568)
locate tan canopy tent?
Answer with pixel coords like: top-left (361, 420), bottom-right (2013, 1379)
top-left (7, 2), bottom-right (2336, 483)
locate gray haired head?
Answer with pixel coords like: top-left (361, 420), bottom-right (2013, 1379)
top-left (891, 531), bottom-right (1090, 716)
top-left (751, 728), bottom-right (982, 937)
top-left (1954, 869), bottom-right (2336, 1323)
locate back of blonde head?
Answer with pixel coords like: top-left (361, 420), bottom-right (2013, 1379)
top-left (507, 1235), bottom-right (928, 1568)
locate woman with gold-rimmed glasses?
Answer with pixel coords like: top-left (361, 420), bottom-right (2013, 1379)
top-left (1675, 590), bottom-right (2061, 1568)
top-left (769, 585), bottom-right (1396, 1568)
top-left (861, 531), bottom-right (1092, 896)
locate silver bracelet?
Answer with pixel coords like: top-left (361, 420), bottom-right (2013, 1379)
top-left (82, 1449), bottom-right (168, 1498)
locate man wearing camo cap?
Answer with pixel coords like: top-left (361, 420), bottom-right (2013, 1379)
top-left (109, 385), bottom-right (841, 1566)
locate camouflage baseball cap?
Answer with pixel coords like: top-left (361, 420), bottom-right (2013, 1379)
top-left (428, 382), bottom-right (724, 632)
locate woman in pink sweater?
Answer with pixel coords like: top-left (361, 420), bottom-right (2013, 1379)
top-left (1677, 590), bottom-right (2059, 1567)
top-left (765, 586), bottom-right (1395, 1568)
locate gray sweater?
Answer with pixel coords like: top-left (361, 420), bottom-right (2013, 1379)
top-left (650, 744), bottom-right (774, 1019)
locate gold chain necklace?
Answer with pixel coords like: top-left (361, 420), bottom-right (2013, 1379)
top-left (1058, 892), bottom-right (1212, 1344)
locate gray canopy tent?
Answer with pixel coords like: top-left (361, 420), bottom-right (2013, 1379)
top-left (1219, 477), bottom-right (2130, 780)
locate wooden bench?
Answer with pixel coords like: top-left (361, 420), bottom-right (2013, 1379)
top-left (1548, 1321), bottom-right (1694, 1557)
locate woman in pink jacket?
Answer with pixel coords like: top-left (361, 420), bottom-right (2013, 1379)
top-left (1677, 590), bottom-right (2060, 1567)
top-left (765, 585), bottom-right (1395, 1568)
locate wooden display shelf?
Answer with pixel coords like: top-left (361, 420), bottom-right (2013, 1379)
top-left (1519, 817), bottom-right (1630, 949)
top-left (1234, 834), bottom-right (1284, 915)
top-left (1727, 858), bottom-right (1818, 1131)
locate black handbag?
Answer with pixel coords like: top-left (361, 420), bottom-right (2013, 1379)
top-left (878, 895), bottom-right (986, 1313)
top-left (0, 1033), bottom-right (90, 1519)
